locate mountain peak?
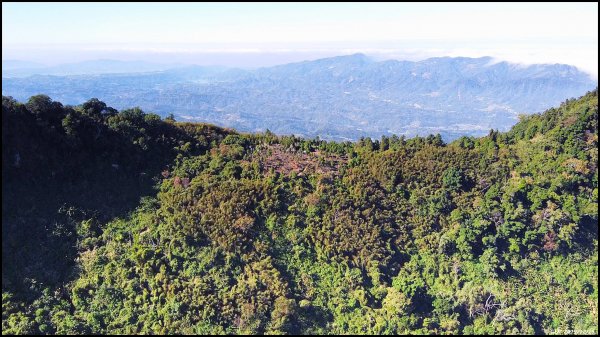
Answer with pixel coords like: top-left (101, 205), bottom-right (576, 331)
top-left (315, 53), bottom-right (373, 66)
top-left (343, 52), bottom-right (369, 59)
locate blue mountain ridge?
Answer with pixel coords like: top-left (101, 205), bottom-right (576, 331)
top-left (3, 54), bottom-right (596, 141)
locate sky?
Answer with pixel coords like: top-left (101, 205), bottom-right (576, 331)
top-left (2, 2), bottom-right (598, 77)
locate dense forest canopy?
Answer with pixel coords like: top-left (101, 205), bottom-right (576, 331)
top-left (2, 90), bottom-right (598, 334)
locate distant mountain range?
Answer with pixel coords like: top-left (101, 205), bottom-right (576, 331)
top-left (2, 59), bottom-right (183, 77)
top-left (2, 54), bottom-right (597, 141)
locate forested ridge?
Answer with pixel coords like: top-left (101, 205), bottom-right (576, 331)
top-left (2, 89), bottom-right (598, 334)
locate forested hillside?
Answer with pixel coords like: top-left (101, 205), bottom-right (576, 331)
top-left (2, 90), bottom-right (598, 334)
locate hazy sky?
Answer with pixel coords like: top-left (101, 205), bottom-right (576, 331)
top-left (2, 2), bottom-right (598, 77)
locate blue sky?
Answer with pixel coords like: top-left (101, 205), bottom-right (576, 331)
top-left (2, 2), bottom-right (598, 77)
